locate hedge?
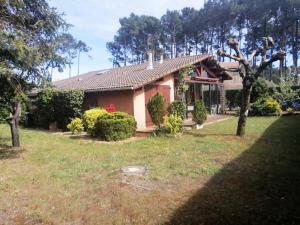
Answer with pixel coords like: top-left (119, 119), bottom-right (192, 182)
top-left (94, 112), bottom-right (137, 141)
top-left (35, 88), bottom-right (84, 129)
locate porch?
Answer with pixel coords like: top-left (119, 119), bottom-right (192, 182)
top-left (184, 79), bottom-right (225, 117)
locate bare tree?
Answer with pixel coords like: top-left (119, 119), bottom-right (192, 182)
top-left (218, 37), bottom-right (286, 136)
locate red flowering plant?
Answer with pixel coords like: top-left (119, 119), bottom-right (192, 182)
top-left (105, 104), bottom-right (116, 113)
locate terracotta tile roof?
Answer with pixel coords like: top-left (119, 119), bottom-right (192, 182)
top-left (53, 55), bottom-right (212, 92)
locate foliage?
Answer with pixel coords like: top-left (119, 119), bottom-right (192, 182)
top-left (147, 93), bottom-right (165, 127)
top-left (107, 1), bottom-right (300, 85)
top-left (94, 112), bottom-right (137, 141)
top-left (286, 107), bottom-right (294, 115)
top-left (251, 79), bottom-right (269, 103)
top-left (105, 104), bottom-right (116, 113)
top-left (53, 90), bottom-right (84, 129)
top-left (176, 64), bottom-right (194, 100)
top-left (282, 99), bottom-right (300, 111)
top-left (226, 90), bottom-right (242, 109)
top-left (0, 0), bottom-right (90, 146)
top-left (250, 96), bottom-right (281, 116)
top-left (35, 89), bottom-right (84, 129)
top-left (67, 118), bottom-right (84, 134)
top-left (0, 107), bottom-right (10, 123)
top-left (193, 100), bottom-right (207, 125)
top-left (167, 101), bottom-right (186, 120)
top-left (163, 114), bottom-right (183, 135)
top-left (272, 78), bottom-right (299, 104)
top-left (35, 88), bottom-right (55, 128)
top-left (82, 108), bottom-right (107, 136)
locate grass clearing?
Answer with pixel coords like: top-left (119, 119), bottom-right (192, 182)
top-left (0, 116), bottom-right (299, 224)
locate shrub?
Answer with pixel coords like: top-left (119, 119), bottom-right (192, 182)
top-left (35, 88), bottom-right (55, 128)
top-left (167, 101), bottom-right (186, 119)
top-left (250, 96), bottom-right (281, 116)
top-left (67, 117), bottom-right (84, 134)
top-left (272, 77), bottom-right (298, 104)
top-left (163, 114), bottom-right (183, 135)
top-left (53, 90), bottom-right (84, 129)
top-left (286, 107), bottom-right (294, 115)
top-left (105, 104), bottom-right (116, 113)
top-left (94, 112), bottom-right (137, 141)
top-left (82, 108), bottom-right (107, 136)
top-left (35, 89), bottom-right (84, 130)
top-left (147, 93), bottom-right (165, 127)
top-left (251, 78), bottom-right (269, 103)
top-left (193, 100), bottom-right (207, 125)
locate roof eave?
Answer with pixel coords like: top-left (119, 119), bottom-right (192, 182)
top-left (84, 86), bottom-right (134, 93)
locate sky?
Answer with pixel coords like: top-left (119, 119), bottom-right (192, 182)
top-left (49, 0), bottom-right (205, 81)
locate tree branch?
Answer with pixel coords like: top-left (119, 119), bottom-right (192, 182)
top-left (249, 49), bottom-right (258, 62)
top-left (217, 49), bottom-right (243, 62)
top-left (255, 50), bottom-right (286, 78)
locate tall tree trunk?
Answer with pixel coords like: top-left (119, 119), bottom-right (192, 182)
top-left (236, 84), bottom-right (252, 136)
top-left (77, 50), bottom-right (80, 75)
top-left (293, 18), bottom-right (299, 84)
top-left (7, 102), bottom-right (21, 147)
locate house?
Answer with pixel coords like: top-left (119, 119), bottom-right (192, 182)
top-left (53, 54), bottom-right (232, 130)
top-left (221, 62), bottom-right (243, 91)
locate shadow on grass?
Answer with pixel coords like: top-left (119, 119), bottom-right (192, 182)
top-left (0, 137), bottom-right (24, 160)
top-left (186, 132), bottom-right (236, 138)
top-left (0, 147), bottom-right (24, 160)
top-left (166, 116), bottom-right (300, 225)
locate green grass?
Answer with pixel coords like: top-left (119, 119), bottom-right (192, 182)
top-left (0, 116), bottom-right (299, 225)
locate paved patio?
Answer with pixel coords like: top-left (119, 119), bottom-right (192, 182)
top-left (136, 114), bottom-right (233, 136)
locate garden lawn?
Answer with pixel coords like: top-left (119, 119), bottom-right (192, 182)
top-left (0, 116), bottom-right (300, 225)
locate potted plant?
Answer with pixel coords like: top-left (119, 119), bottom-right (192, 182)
top-left (193, 100), bottom-right (207, 129)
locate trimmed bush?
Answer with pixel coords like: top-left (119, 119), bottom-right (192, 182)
top-left (94, 112), bottom-right (137, 141)
top-left (67, 118), bottom-right (84, 134)
top-left (83, 108), bottom-right (107, 136)
top-left (167, 101), bottom-right (186, 120)
top-left (250, 96), bottom-right (281, 116)
top-left (147, 93), bottom-right (165, 127)
top-left (193, 100), bottom-right (207, 125)
top-left (163, 114), bottom-right (183, 135)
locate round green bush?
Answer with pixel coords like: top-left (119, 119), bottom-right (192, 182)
top-left (167, 101), bottom-right (186, 120)
top-left (193, 100), bottom-right (207, 125)
top-left (67, 117), bottom-right (84, 134)
top-left (83, 108), bottom-right (107, 136)
top-left (94, 112), bottom-right (137, 141)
